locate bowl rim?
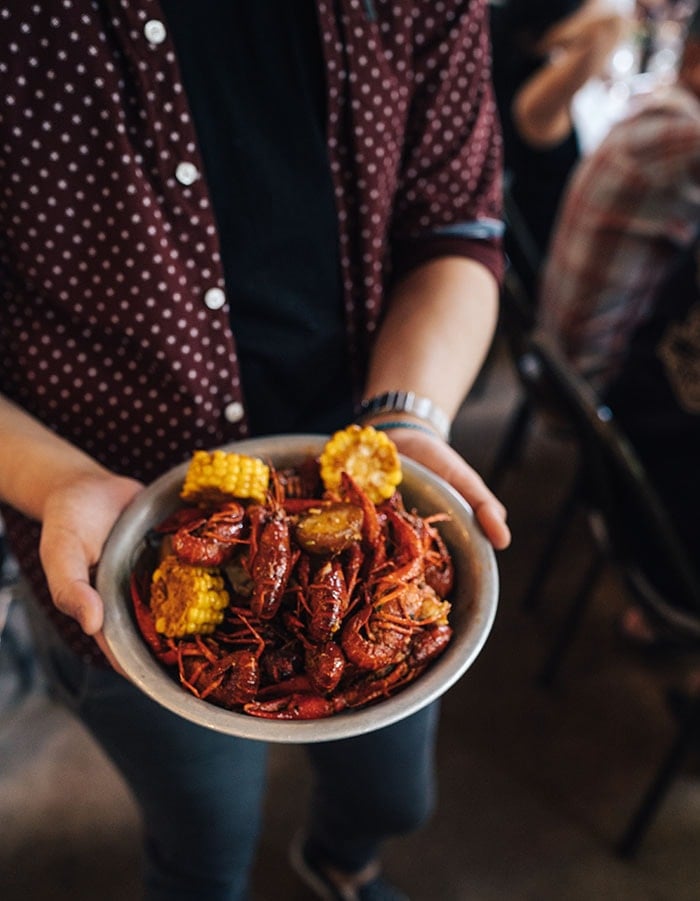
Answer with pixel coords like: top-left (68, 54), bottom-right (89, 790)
top-left (98, 434), bottom-right (499, 743)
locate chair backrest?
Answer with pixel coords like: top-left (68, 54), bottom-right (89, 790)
top-left (515, 334), bottom-right (700, 635)
top-left (502, 180), bottom-right (544, 314)
top-left (499, 182), bottom-right (542, 357)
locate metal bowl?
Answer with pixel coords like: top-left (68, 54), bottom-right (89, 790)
top-left (98, 434), bottom-right (498, 743)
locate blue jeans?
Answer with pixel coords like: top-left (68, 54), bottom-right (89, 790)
top-left (28, 603), bottom-right (440, 901)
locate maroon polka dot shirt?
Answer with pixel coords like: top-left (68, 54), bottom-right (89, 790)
top-left (0, 0), bottom-right (504, 662)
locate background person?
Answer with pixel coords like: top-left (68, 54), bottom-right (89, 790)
top-left (539, 5), bottom-right (700, 645)
top-left (491, 0), bottom-right (629, 290)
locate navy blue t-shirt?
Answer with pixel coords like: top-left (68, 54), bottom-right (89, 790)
top-left (160, 1), bottom-right (353, 435)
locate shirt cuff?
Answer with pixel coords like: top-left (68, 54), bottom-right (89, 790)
top-left (391, 235), bottom-right (505, 286)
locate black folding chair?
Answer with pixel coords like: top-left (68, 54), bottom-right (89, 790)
top-left (502, 179), bottom-right (543, 303)
top-left (488, 185), bottom-right (542, 491)
top-left (506, 334), bottom-right (700, 857)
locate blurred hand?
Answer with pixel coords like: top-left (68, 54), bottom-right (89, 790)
top-left (387, 429), bottom-right (511, 551)
top-left (39, 472), bottom-right (143, 671)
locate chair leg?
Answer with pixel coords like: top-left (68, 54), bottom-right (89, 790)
top-left (615, 696), bottom-right (700, 858)
top-left (488, 397), bottom-right (533, 491)
top-left (537, 547), bottom-right (607, 688)
top-left (521, 480), bottom-right (581, 613)
top-left (617, 694), bottom-right (700, 858)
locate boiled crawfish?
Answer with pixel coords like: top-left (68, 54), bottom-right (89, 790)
top-left (131, 456), bottom-right (456, 720)
top-left (156, 501), bottom-right (246, 567)
top-left (281, 610), bottom-right (347, 695)
top-left (246, 479), bottom-right (297, 620)
top-left (244, 616), bottom-right (453, 720)
top-left (177, 611), bottom-right (265, 707)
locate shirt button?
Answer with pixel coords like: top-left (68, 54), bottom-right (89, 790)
top-left (175, 161), bottom-right (199, 186)
top-left (144, 20), bottom-right (167, 44)
top-left (204, 287), bottom-right (226, 310)
top-left (224, 402), bottom-right (244, 424)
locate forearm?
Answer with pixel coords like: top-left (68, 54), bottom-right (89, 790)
top-left (0, 392), bottom-right (142, 647)
top-left (0, 393), bottom-right (111, 521)
top-left (357, 255), bottom-right (509, 550)
top-left (516, 10), bottom-right (628, 146)
top-left (363, 256), bottom-right (499, 428)
top-left (514, 50), bottom-right (598, 145)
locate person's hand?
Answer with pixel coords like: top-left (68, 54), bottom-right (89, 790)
top-left (540, 2), bottom-right (631, 62)
top-left (39, 472), bottom-right (143, 671)
top-left (386, 428), bottom-right (511, 551)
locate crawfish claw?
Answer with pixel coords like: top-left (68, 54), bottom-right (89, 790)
top-left (244, 693), bottom-right (337, 719)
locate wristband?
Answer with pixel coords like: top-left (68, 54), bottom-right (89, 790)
top-left (357, 391), bottom-right (451, 441)
top-left (371, 420), bottom-right (444, 440)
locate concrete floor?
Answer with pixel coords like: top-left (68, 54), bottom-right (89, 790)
top-left (2, 341), bottom-right (700, 900)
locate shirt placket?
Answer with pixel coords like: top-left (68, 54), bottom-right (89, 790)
top-left (101, 0), bottom-right (249, 438)
top-left (315, 0), bottom-right (410, 386)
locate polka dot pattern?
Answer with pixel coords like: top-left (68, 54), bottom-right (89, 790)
top-left (0, 0), bottom-right (503, 662)
top-left (320, 0), bottom-right (503, 352)
top-left (1, 0), bottom-right (239, 472)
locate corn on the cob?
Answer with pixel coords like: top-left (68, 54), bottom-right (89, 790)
top-left (150, 554), bottom-right (230, 637)
top-left (319, 424), bottom-right (402, 504)
top-left (180, 449), bottom-right (270, 505)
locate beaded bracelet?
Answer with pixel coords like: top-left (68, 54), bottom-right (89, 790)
top-left (370, 420), bottom-right (445, 440)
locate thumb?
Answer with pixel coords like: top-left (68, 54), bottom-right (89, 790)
top-left (40, 526), bottom-right (104, 635)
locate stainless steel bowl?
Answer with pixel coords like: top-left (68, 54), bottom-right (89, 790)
top-left (98, 434), bottom-right (498, 743)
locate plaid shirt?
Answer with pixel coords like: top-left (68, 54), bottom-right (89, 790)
top-left (539, 83), bottom-right (700, 392)
top-left (0, 0), bottom-right (503, 660)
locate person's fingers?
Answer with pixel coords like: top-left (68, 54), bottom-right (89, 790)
top-left (41, 531), bottom-right (131, 676)
top-left (39, 525), bottom-right (104, 634)
top-left (51, 574), bottom-right (104, 635)
top-left (387, 431), bottom-right (511, 550)
top-left (39, 474), bottom-right (143, 635)
top-left (472, 499), bottom-right (511, 550)
top-left (449, 467), bottom-right (511, 548)
top-left (450, 462), bottom-right (508, 518)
